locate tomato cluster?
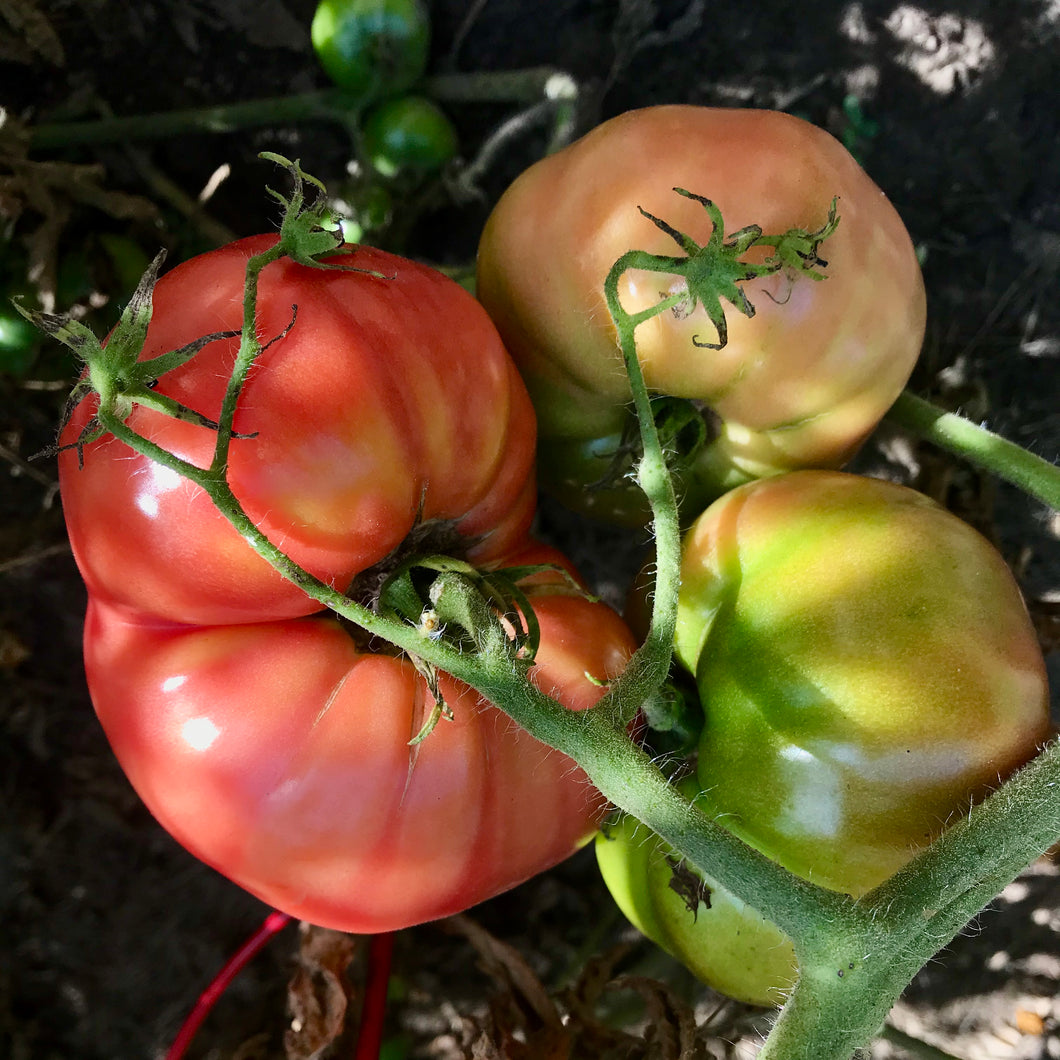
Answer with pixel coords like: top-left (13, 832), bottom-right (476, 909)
top-left (311, 0), bottom-right (457, 191)
top-left (58, 235), bottom-right (636, 932)
top-left (472, 108), bottom-right (1047, 1000)
top-left (55, 100), bottom-right (1050, 1001)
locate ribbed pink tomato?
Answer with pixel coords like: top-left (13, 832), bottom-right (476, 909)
top-left (58, 235), bottom-right (637, 930)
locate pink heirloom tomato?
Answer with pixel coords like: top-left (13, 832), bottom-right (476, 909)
top-left (477, 106), bottom-right (928, 523)
top-left (60, 235), bottom-right (538, 626)
top-left (85, 542), bottom-right (635, 933)
top-left (58, 235), bottom-right (638, 931)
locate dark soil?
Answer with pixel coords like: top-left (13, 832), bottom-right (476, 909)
top-left (2, 2), bottom-right (1058, 1058)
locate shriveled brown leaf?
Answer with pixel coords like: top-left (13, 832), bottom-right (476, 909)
top-left (559, 946), bottom-right (647, 1059)
top-left (609, 975), bottom-right (706, 1060)
top-left (444, 915), bottom-right (562, 1031)
top-left (443, 918), bottom-right (719, 1060)
top-left (284, 923), bottom-right (359, 1060)
top-left (441, 914), bottom-right (570, 1059)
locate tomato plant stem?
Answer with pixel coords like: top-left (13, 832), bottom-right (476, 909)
top-left (887, 390), bottom-right (1060, 510)
top-left (28, 69), bottom-right (575, 150)
top-left (593, 256), bottom-right (686, 731)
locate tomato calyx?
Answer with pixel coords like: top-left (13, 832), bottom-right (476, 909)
top-left (16, 252), bottom-right (245, 465)
top-left (22, 154), bottom-right (386, 470)
top-left (607, 187), bottom-right (840, 350)
top-left (347, 512), bottom-right (472, 608)
top-left (372, 553), bottom-right (583, 744)
top-left (377, 553), bottom-right (558, 661)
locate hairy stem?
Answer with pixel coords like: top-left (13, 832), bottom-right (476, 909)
top-left (887, 390), bottom-right (1060, 510)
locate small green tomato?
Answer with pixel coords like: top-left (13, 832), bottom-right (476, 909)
top-left (596, 780), bottom-right (797, 1006)
top-left (361, 95), bottom-right (458, 177)
top-left (311, 0), bottom-right (430, 100)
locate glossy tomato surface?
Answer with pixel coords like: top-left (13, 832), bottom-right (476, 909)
top-left (477, 106), bottom-right (927, 521)
top-left (60, 236), bottom-right (639, 931)
top-left (59, 235), bottom-right (537, 626)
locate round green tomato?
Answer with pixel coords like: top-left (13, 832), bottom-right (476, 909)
top-left (477, 107), bottom-right (927, 524)
top-left (311, 0), bottom-right (429, 99)
top-left (362, 95), bottom-right (458, 177)
top-left (596, 783), bottom-right (796, 1007)
top-left (678, 470), bottom-right (1050, 895)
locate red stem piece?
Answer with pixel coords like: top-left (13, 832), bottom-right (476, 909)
top-left (164, 910), bottom-right (293, 1060)
top-left (354, 932), bottom-right (396, 1060)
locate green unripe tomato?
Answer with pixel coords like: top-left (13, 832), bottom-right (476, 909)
top-left (361, 95), bottom-right (457, 177)
top-left (599, 470), bottom-right (1049, 1003)
top-left (677, 470), bottom-right (1050, 897)
top-left (311, 0), bottom-right (430, 100)
top-left (596, 781), bottom-right (797, 1006)
top-left (339, 183), bottom-right (394, 243)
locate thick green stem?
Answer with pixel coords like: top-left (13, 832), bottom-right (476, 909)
top-left (591, 256), bottom-right (688, 728)
top-left (886, 390), bottom-right (1060, 510)
top-left (28, 69), bottom-right (575, 150)
top-left (31, 92), bottom-right (352, 148)
top-left (759, 737), bottom-right (1060, 1060)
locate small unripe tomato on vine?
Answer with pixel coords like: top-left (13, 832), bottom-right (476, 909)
top-left (0, 305), bottom-right (38, 376)
top-left (311, 0), bottom-right (430, 100)
top-left (362, 95), bottom-right (458, 177)
top-left (596, 779), bottom-right (797, 1007)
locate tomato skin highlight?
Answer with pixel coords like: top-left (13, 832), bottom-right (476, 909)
top-left (476, 106), bottom-right (927, 522)
top-left (60, 236), bottom-right (639, 931)
top-left (598, 471), bottom-right (1049, 1001)
top-left (59, 236), bottom-right (537, 626)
